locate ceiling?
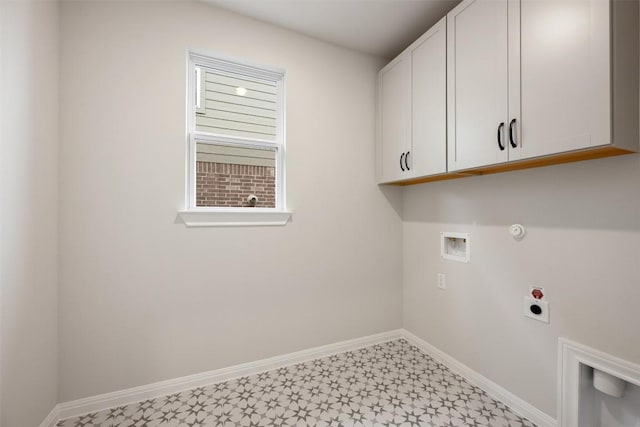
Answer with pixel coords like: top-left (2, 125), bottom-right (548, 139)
top-left (204, 0), bottom-right (461, 59)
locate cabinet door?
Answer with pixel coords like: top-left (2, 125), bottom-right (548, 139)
top-left (447, 0), bottom-right (509, 171)
top-left (410, 17), bottom-right (447, 178)
top-left (379, 55), bottom-right (411, 183)
top-left (510, 0), bottom-right (611, 161)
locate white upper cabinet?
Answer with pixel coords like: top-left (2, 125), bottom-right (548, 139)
top-left (378, 17), bottom-right (447, 184)
top-left (448, 0), bottom-right (637, 172)
top-left (379, 0), bottom-right (637, 184)
top-left (379, 55), bottom-right (411, 183)
top-left (447, 0), bottom-right (509, 171)
top-left (411, 17), bottom-right (447, 178)
top-left (510, 0), bottom-right (612, 161)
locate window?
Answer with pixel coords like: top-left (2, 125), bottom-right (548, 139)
top-left (180, 51), bottom-right (290, 227)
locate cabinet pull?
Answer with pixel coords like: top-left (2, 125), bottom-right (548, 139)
top-left (509, 118), bottom-right (517, 148)
top-left (400, 152), bottom-right (405, 171)
top-left (405, 151), bottom-right (410, 171)
top-left (497, 122), bottom-right (505, 151)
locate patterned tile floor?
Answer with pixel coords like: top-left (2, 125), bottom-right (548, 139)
top-left (58, 339), bottom-right (536, 427)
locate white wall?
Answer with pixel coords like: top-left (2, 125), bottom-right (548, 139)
top-left (58, 0), bottom-right (403, 401)
top-left (403, 153), bottom-right (640, 418)
top-left (0, 0), bottom-right (60, 425)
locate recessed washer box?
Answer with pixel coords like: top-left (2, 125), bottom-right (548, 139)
top-left (440, 232), bottom-right (470, 263)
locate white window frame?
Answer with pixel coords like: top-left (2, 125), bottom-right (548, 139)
top-left (179, 50), bottom-right (290, 227)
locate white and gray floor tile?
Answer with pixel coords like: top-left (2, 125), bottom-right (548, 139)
top-left (57, 339), bottom-right (536, 427)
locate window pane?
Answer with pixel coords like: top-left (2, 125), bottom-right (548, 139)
top-left (195, 143), bottom-right (276, 208)
top-left (196, 68), bottom-right (277, 141)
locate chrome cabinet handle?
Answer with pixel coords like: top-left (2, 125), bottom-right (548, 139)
top-left (497, 122), bottom-right (505, 151)
top-left (509, 118), bottom-right (517, 148)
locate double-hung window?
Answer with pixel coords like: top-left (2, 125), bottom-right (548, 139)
top-left (180, 51), bottom-right (289, 227)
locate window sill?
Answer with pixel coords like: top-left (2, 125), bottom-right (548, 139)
top-left (178, 209), bottom-right (292, 227)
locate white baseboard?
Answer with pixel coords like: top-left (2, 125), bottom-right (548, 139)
top-left (38, 405), bottom-right (60, 427)
top-left (56, 329), bottom-right (403, 421)
top-left (401, 329), bottom-right (557, 427)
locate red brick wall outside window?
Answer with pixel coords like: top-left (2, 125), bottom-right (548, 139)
top-left (195, 161), bottom-right (276, 208)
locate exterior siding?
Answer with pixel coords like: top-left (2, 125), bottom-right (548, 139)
top-left (195, 68), bottom-right (277, 140)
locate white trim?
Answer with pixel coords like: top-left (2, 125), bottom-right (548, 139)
top-left (38, 406), bottom-right (60, 427)
top-left (401, 329), bottom-right (557, 427)
top-left (189, 50), bottom-right (285, 82)
top-left (195, 67), bottom-right (202, 110)
top-left (275, 75), bottom-right (286, 211)
top-left (177, 209), bottom-right (292, 227)
top-left (57, 329), bottom-right (403, 421)
top-left (558, 338), bottom-right (640, 427)
top-left (192, 132), bottom-right (280, 149)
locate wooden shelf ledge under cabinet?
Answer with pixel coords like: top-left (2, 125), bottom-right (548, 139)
top-left (390, 146), bottom-right (635, 186)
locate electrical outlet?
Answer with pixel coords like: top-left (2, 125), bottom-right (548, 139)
top-left (524, 296), bottom-right (549, 323)
top-left (437, 273), bottom-right (446, 290)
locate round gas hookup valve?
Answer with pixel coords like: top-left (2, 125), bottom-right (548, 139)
top-left (509, 224), bottom-right (526, 240)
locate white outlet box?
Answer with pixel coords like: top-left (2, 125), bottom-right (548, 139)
top-left (437, 273), bottom-right (446, 290)
top-left (524, 296), bottom-right (549, 323)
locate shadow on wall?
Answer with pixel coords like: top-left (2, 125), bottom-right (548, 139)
top-left (378, 184), bottom-right (404, 218)
top-left (401, 153), bottom-right (640, 231)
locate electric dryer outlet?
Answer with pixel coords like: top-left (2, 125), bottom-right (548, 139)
top-left (524, 296), bottom-right (549, 323)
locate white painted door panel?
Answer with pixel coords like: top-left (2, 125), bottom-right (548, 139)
top-left (410, 17), bottom-right (447, 178)
top-left (379, 56), bottom-right (410, 183)
top-left (447, 0), bottom-right (509, 171)
top-left (513, 0), bottom-right (611, 161)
